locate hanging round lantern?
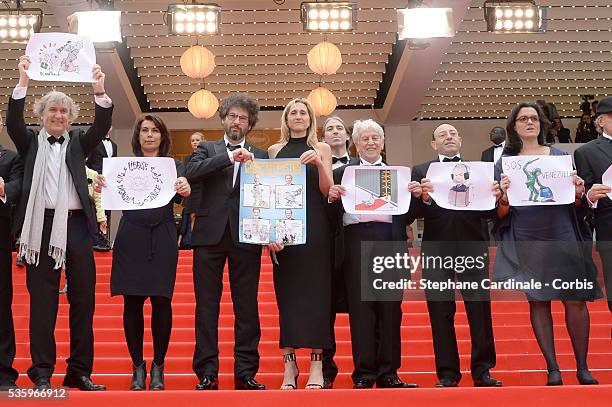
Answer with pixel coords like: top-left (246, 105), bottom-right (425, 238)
top-left (307, 86), bottom-right (337, 117)
top-left (188, 89), bottom-right (219, 119)
top-left (307, 41), bottom-right (342, 76)
top-left (180, 45), bottom-right (215, 79)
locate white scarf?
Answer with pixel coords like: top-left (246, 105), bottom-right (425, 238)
top-left (19, 129), bottom-right (75, 269)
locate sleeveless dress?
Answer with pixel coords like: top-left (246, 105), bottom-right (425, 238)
top-left (493, 147), bottom-right (602, 301)
top-left (110, 159), bottom-right (184, 299)
top-left (273, 137), bottom-right (333, 349)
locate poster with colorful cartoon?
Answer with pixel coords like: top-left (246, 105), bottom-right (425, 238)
top-left (426, 161), bottom-right (496, 210)
top-left (25, 33), bottom-right (96, 82)
top-left (340, 166), bottom-right (412, 215)
top-left (502, 155), bottom-right (575, 206)
top-left (239, 159), bottom-right (307, 245)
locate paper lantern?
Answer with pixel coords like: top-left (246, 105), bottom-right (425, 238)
top-left (307, 41), bottom-right (342, 75)
top-left (180, 45), bottom-right (215, 79)
top-left (307, 86), bottom-right (337, 117)
top-left (188, 89), bottom-right (219, 119)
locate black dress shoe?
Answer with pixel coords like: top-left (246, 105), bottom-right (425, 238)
top-left (234, 376), bottom-right (265, 390)
top-left (377, 377), bottom-right (419, 388)
top-left (323, 378), bottom-right (333, 389)
top-left (353, 378), bottom-right (374, 389)
top-left (62, 375), bottom-right (106, 391)
top-left (34, 377), bottom-right (51, 390)
top-left (473, 371), bottom-right (502, 387)
top-left (435, 378), bottom-right (459, 388)
top-left (0, 381), bottom-right (18, 391)
top-left (195, 376), bottom-right (219, 390)
top-left (130, 361), bottom-right (146, 391)
top-left (546, 370), bottom-right (563, 386)
top-left (149, 362), bottom-right (165, 391)
top-left (576, 370), bottom-right (598, 385)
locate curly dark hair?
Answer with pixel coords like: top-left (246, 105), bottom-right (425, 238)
top-left (504, 102), bottom-right (550, 156)
top-left (131, 114), bottom-right (171, 157)
top-left (218, 93), bottom-right (260, 129)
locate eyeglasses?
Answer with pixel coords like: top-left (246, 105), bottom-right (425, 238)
top-left (515, 115), bottom-right (540, 124)
top-left (226, 113), bottom-right (249, 124)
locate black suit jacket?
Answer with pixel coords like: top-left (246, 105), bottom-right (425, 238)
top-left (393, 159), bottom-right (490, 243)
top-left (6, 96), bottom-right (113, 235)
top-left (574, 136), bottom-right (612, 243)
top-left (0, 147), bottom-right (23, 250)
top-left (481, 146), bottom-right (495, 162)
top-left (186, 139), bottom-right (267, 248)
top-left (329, 157), bottom-right (360, 268)
top-left (86, 138), bottom-right (117, 173)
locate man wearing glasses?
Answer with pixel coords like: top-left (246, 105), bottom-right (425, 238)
top-left (186, 93), bottom-right (268, 390)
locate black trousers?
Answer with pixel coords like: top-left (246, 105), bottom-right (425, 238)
top-left (343, 222), bottom-right (402, 383)
top-left (422, 243), bottom-right (496, 382)
top-left (192, 224), bottom-right (262, 380)
top-left (25, 210), bottom-right (96, 382)
top-left (598, 246), bottom-right (612, 313)
top-left (0, 248), bottom-right (18, 384)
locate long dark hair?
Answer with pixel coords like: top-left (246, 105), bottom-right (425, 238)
top-left (504, 102), bottom-right (550, 156)
top-left (131, 114), bottom-right (171, 157)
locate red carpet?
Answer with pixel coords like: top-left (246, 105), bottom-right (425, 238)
top-left (9, 249), bottom-right (612, 405)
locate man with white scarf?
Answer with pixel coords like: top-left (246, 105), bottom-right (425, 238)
top-left (6, 55), bottom-right (113, 390)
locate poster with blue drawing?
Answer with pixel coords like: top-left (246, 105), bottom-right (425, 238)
top-left (239, 159), bottom-right (306, 245)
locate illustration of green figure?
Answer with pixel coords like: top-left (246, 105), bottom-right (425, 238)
top-left (523, 158), bottom-right (545, 202)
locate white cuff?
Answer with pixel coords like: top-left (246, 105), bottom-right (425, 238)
top-left (0, 194), bottom-right (6, 204)
top-left (12, 85), bottom-right (27, 100)
top-left (586, 187), bottom-right (598, 208)
top-left (94, 94), bottom-right (112, 108)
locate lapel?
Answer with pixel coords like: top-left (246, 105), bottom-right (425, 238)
top-left (594, 137), bottom-right (612, 163)
top-left (214, 139), bottom-right (234, 192)
top-left (99, 141), bottom-right (108, 158)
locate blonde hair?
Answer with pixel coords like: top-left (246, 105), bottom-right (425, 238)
top-left (351, 119), bottom-right (384, 145)
top-left (280, 98), bottom-right (318, 148)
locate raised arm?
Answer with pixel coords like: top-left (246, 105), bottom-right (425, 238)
top-left (186, 142), bottom-right (233, 183)
top-left (80, 65), bottom-right (113, 156)
top-left (6, 55), bottom-right (33, 156)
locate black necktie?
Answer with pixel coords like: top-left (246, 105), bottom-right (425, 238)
top-left (332, 156), bottom-right (349, 164)
top-left (47, 135), bottom-right (65, 145)
top-left (443, 156), bottom-right (460, 162)
top-left (227, 143), bottom-right (240, 151)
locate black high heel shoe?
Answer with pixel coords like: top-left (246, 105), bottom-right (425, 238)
top-left (306, 352), bottom-right (323, 389)
top-left (546, 369), bottom-right (563, 386)
top-left (576, 369), bottom-right (599, 385)
top-left (130, 361), bottom-right (146, 391)
top-left (280, 353), bottom-right (299, 390)
top-left (149, 361), bottom-right (165, 390)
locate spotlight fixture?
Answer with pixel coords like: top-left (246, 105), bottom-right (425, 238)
top-left (0, 0), bottom-right (43, 44)
top-left (167, 3), bottom-right (221, 35)
top-left (67, 0), bottom-right (121, 50)
top-left (301, 2), bottom-right (357, 32)
top-left (484, 1), bottom-right (547, 33)
top-left (397, 5), bottom-right (454, 40)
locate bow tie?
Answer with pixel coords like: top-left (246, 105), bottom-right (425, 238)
top-left (494, 144), bottom-right (504, 148)
top-left (332, 156), bottom-right (349, 164)
top-left (227, 143), bottom-right (241, 151)
top-left (442, 156), bottom-right (460, 162)
top-left (47, 136), bottom-right (65, 145)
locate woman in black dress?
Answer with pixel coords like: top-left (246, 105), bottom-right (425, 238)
top-left (106, 114), bottom-right (191, 390)
top-left (495, 102), bottom-right (601, 386)
top-left (268, 98), bottom-right (333, 389)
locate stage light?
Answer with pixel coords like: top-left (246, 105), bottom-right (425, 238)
top-left (167, 3), bottom-right (220, 35)
top-left (397, 7), bottom-right (454, 39)
top-left (0, 7), bottom-right (42, 43)
top-left (484, 1), bottom-right (547, 33)
top-left (301, 2), bottom-right (356, 32)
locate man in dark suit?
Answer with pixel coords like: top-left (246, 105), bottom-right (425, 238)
top-left (480, 126), bottom-right (506, 163)
top-left (86, 127), bottom-right (117, 250)
top-left (0, 116), bottom-right (23, 390)
top-left (328, 119), bottom-right (419, 389)
top-left (186, 93), bottom-right (267, 390)
top-left (394, 123), bottom-right (502, 388)
top-left (575, 96), bottom-right (612, 314)
top-left (6, 55), bottom-right (112, 390)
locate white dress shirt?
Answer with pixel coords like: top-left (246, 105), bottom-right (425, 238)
top-left (494, 141), bottom-right (505, 164)
top-left (225, 135), bottom-right (245, 187)
top-left (332, 153), bottom-right (351, 170)
top-left (102, 138), bottom-right (114, 158)
top-left (343, 156), bottom-right (393, 226)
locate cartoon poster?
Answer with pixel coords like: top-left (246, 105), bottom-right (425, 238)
top-left (239, 159), bottom-right (306, 245)
top-left (502, 155), bottom-right (575, 206)
top-left (25, 33), bottom-right (96, 82)
top-left (603, 164), bottom-right (612, 200)
top-left (340, 166), bottom-right (411, 215)
top-left (102, 157), bottom-right (178, 210)
top-left (426, 161), bottom-right (496, 211)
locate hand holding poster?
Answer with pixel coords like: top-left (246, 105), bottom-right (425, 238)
top-left (502, 155), bottom-right (574, 206)
top-left (239, 159), bottom-right (307, 245)
top-left (340, 166), bottom-right (411, 215)
top-left (25, 33), bottom-right (96, 83)
top-left (426, 161), bottom-right (496, 211)
top-left (102, 157), bottom-right (178, 210)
